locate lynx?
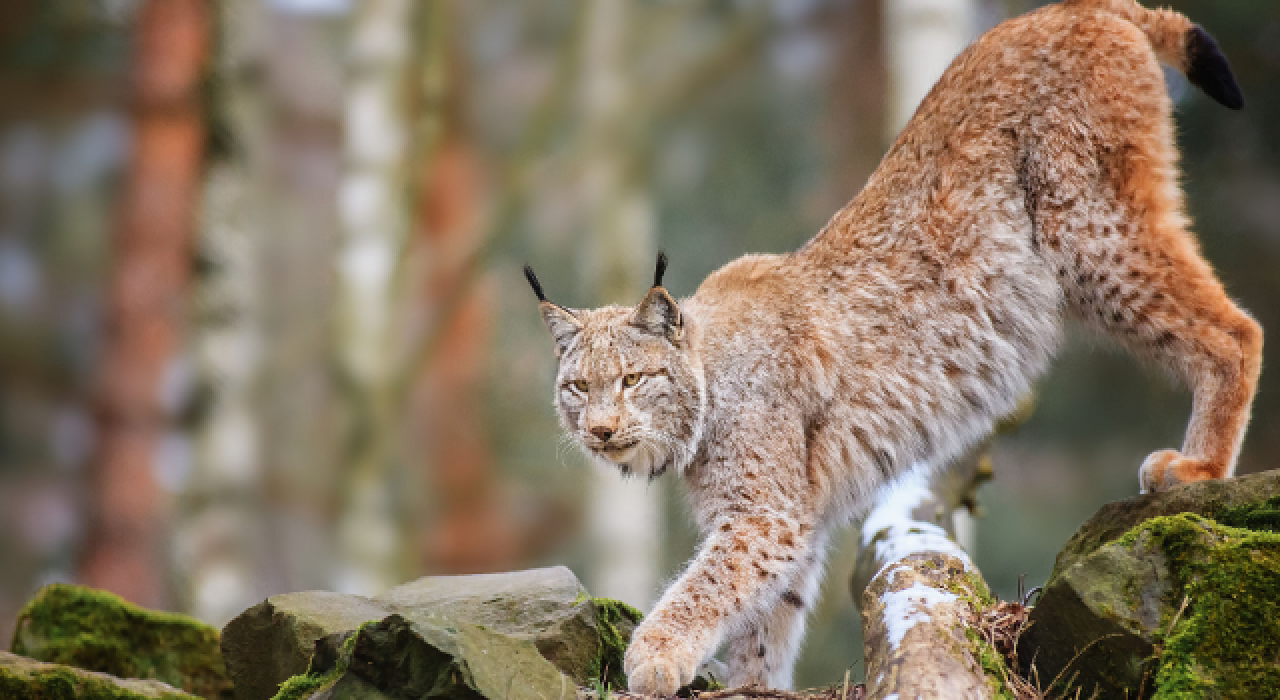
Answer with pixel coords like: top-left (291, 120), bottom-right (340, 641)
top-left (525, 0), bottom-right (1261, 694)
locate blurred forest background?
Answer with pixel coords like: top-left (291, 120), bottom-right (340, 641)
top-left (0, 0), bottom-right (1277, 689)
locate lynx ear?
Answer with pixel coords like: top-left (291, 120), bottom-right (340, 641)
top-left (525, 264), bottom-right (582, 356)
top-left (631, 287), bottom-right (683, 342)
top-left (540, 302), bottom-right (582, 356)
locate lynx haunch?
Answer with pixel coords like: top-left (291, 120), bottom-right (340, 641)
top-left (525, 0), bottom-right (1261, 695)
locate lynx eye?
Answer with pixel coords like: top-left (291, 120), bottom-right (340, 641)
top-left (622, 372), bottom-right (642, 388)
top-left (568, 379), bottom-right (589, 393)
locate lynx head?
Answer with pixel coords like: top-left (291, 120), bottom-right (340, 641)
top-left (525, 253), bottom-right (706, 479)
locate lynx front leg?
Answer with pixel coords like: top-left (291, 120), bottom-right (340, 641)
top-left (724, 532), bottom-right (826, 690)
top-left (625, 508), bottom-right (819, 696)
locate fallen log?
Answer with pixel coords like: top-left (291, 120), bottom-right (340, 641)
top-left (853, 457), bottom-right (1007, 700)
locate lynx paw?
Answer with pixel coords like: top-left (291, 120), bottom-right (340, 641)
top-left (624, 629), bottom-right (698, 696)
top-left (1139, 450), bottom-right (1221, 494)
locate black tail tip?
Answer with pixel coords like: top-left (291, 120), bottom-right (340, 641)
top-left (523, 264), bottom-right (547, 302)
top-left (1187, 25), bottom-right (1244, 110)
top-left (653, 250), bottom-right (668, 288)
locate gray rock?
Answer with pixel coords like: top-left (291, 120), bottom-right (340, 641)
top-left (1019, 530), bottom-right (1171, 695)
top-left (374, 568), bottom-right (603, 683)
top-left (283, 615), bottom-right (577, 700)
top-left (221, 593), bottom-right (388, 700)
top-left (222, 567), bottom-right (620, 700)
top-left (0, 650), bottom-right (201, 699)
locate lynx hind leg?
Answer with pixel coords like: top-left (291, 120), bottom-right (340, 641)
top-left (724, 536), bottom-right (825, 690)
top-left (1050, 189), bottom-right (1262, 493)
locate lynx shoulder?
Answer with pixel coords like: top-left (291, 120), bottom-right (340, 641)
top-left (526, 0), bottom-right (1261, 695)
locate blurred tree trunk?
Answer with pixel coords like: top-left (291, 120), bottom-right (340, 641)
top-left (413, 133), bottom-right (513, 574)
top-left (578, 0), bottom-right (663, 610)
top-left (409, 3), bottom-right (519, 573)
top-left (175, 0), bottom-right (270, 626)
top-left (882, 0), bottom-right (976, 140)
top-left (254, 9), bottom-right (345, 595)
top-left (331, 0), bottom-right (417, 596)
top-left (81, 0), bottom-right (210, 608)
top-left (823, 0), bottom-right (888, 208)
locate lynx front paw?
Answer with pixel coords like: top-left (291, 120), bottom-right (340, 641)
top-left (1139, 450), bottom-right (1222, 494)
top-left (624, 630), bottom-right (698, 696)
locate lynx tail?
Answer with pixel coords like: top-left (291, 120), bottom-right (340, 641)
top-left (1067, 0), bottom-right (1243, 109)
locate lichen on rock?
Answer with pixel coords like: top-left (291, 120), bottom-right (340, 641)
top-left (10, 584), bottom-right (232, 699)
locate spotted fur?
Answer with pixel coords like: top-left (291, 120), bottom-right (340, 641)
top-left (529, 1), bottom-right (1261, 694)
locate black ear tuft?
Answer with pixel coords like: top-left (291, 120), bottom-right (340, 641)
top-left (524, 264), bottom-right (548, 302)
top-left (1186, 25), bottom-right (1244, 110)
top-left (653, 251), bottom-right (668, 288)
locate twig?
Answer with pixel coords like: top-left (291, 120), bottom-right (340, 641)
top-left (1164, 595), bottom-right (1191, 638)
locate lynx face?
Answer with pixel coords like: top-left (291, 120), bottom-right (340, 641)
top-left (539, 288), bottom-right (706, 480)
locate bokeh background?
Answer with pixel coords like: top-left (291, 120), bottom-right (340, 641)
top-left (0, 0), bottom-right (1277, 689)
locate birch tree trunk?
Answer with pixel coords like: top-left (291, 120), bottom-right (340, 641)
top-left (175, 0), bottom-right (270, 626)
top-left (332, 0), bottom-right (416, 596)
top-left (81, 0), bottom-right (210, 609)
top-left (578, 0), bottom-right (663, 611)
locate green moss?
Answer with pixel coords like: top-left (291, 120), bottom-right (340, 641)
top-left (964, 628), bottom-right (1015, 700)
top-left (1214, 495), bottom-right (1280, 534)
top-left (10, 584), bottom-right (231, 699)
top-left (1114, 514), bottom-right (1280, 699)
top-left (269, 668), bottom-right (338, 700)
top-left (961, 571), bottom-right (996, 607)
top-left (0, 661), bottom-right (196, 700)
top-left (1, 664), bottom-right (129, 700)
top-left (589, 599), bottom-right (643, 691)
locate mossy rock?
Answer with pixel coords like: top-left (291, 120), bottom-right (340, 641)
top-left (1048, 469), bottom-right (1280, 582)
top-left (1021, 488), bottom-right (1280, 699)
top-left (219, 593), bottom-right (387, 700)
top-left (1, 650), bottom-right (201, 699)
top-left (10, 584), bottom-right (232, 699)
top-left (223, 567), bottom-right (637, 700)
top-left (269, 615), bottom-right (574, 700)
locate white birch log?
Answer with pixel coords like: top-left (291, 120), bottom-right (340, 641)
top-left (856, 467), bottom-right (996, 700)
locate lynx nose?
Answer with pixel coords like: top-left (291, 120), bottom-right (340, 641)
top-left (590, 426), bottom-right (614, 442)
